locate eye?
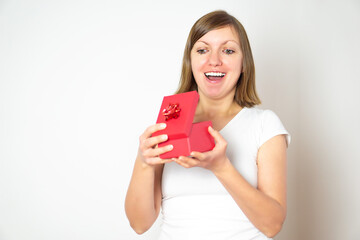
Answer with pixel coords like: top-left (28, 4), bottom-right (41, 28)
top-left (196, 49), bottom-right (208, 54)
top-left (224, 49), bottom-right (235, 54)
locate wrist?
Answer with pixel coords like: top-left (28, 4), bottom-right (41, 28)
top-left (212, 157), bottom-right (233, 177)
top-left (136, 153), bottom-right (156, 171)
top-left (140, 161), bottom-right (156, 170)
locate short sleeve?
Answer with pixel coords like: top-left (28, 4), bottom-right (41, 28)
top-left (259, 110), bottom-right (291, 148)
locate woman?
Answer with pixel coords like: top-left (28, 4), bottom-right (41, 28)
top-left (125, 10), bottom-right (290, 240)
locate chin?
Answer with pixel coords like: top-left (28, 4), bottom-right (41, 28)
top-left (199, 84), bottom-right (237, 100)
top-left (201, 89), bottom-right (226, 100)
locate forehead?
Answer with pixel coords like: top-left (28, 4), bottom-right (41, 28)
top-left (196, 26), bottom-right (240, 46)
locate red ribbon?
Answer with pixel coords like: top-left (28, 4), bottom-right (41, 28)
top-left (162, 103), bottom-right (181, 121)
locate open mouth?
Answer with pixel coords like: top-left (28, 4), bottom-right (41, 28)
top-left (204, 72), bottom-right (226, 82)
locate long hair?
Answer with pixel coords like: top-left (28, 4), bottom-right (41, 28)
top-left (176, 10), bottom-right (261, 107)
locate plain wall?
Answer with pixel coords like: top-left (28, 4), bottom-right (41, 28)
top-left (1, 0), bottom-right (359, 239)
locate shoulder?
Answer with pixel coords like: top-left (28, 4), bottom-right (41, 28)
top-left (242, 107), bottom-right (278, 122)
top-left (244, 107), bottom-right (282, 122)
top-left (247, 107), bottom-right (290, 148)
top-left (240, 107), bottom-right (290, 147)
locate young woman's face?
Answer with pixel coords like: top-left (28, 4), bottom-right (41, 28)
top-left (191, 26), bottom-right (243, 100)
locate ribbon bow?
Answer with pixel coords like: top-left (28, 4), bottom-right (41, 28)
top-left (162, 103), bottom-right (181, 121)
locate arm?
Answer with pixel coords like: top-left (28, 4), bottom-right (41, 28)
top-left (213, 134), bottom-right (287, 237)
top-left (174, 127), bottom-right (287, 238)
top-left (125, 123), bottom-right (173, 234)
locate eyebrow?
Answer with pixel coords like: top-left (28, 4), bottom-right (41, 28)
top-left (197, 40), bottom-right (240, 46)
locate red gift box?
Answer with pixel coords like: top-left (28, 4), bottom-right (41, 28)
top-left (153, 91), bottom-right (215, 159)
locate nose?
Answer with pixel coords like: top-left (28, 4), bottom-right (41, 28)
top-left (208, 51), bottom-right (222, 66)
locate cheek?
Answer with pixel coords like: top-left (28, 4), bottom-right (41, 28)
top-left (191, 56), bottom-right (207, 72)
top-left (226, 57), bottom-right (243, 73)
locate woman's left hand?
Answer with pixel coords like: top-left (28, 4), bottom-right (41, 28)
top-left (173, 126), bottom-right (232, 174)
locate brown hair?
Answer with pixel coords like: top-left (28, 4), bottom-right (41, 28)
top-left (175, 10), bottom-right (261, 107)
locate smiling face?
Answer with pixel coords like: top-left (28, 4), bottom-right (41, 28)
top-left (190, 26), bottom-right (243, 100)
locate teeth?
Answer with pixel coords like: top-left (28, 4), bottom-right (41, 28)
top-left (205, 72), bottom-right (225, 77)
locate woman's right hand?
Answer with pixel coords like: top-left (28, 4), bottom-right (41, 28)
top-left (138, 123), bottom-right (174, 167)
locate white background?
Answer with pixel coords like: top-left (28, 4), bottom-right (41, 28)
top-left (1, 0), bottom-right (359, 239)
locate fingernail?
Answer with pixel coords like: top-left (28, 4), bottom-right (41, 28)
top-left (168, 145), bottom-right (173, 150)
top-left (160, 123), bottom-right (167, 129)
top-left (162, 134), bottom-right (168, 140)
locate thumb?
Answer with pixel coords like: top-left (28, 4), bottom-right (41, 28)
top-left (208, 126), bottom-right (226, 145)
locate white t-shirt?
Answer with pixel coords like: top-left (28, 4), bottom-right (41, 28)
top-left (159, 107), bottom-right (291, 240)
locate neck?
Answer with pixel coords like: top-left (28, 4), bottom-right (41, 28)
top-left (196, 89), bottom-right (241, 118)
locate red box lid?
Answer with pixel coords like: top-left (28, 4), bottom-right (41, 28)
top-left (153, 91), bottom-right (199, 139)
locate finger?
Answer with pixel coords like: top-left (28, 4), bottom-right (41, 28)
top-left (141, 123), bottom-right (167, 140)
top-left (174, 157), bottom-right (191, 168)
top-left (143, 134), bottom-right (168, 149)
top-left (208, 126), bottom-right (227, 146)
top-left (175, 156), bottom-right (200, 168)
top-left (143, 144), bottom-right (173, 158)
top-left (190, 151), bottom-right (206, 160)
top-left (146, 157), bottom-right (173, 165)
top-left (173, 158), bottom-right (188, 168)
